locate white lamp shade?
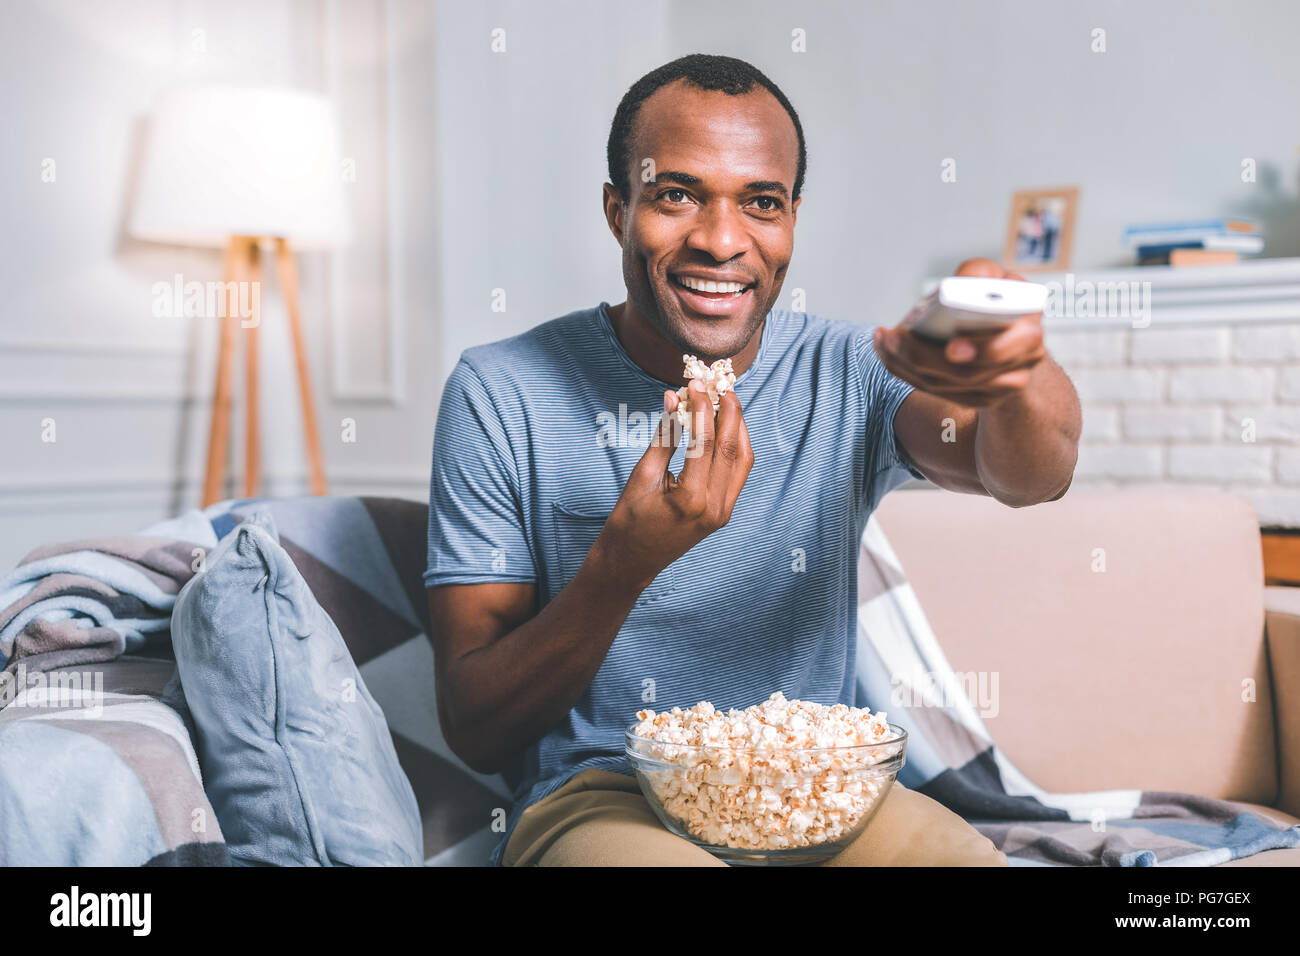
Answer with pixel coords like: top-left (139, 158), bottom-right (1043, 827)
top-left (130, 85), bottom-right (350, 249)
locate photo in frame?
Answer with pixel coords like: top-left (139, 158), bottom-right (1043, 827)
top-left (1002, 187), bottom-right (1079, 273)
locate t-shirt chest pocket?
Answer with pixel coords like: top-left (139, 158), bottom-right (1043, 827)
top-left (550, 500), bottom-right (677, 607)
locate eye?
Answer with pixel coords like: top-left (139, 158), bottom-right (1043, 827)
top-left (750, 195), bottom-right (784, 213)
top-left (657, 188), bottom-right (692, 204)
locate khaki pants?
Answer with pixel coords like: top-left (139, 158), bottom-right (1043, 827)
top-left (503, 769), bottom-right (1008, 866)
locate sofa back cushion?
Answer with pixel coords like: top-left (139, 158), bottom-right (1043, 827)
top-left (872, 487), bottom-right (1276, 803)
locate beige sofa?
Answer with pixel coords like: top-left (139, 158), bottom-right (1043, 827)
top-left (873, 486), bottom-right (1300, 866)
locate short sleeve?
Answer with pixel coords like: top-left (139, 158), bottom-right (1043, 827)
top-left (854, 328), bottom-right (926, 511)
top-left (424, 359), bottom-right (537, 588)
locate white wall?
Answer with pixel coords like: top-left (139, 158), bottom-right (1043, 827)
top-left (434, 0), bottom-right (1300, 377)
top-left (0, 0), bottom-right (441, 567)
top-left (662, 0), bottom-right (1300, 324)
top-left (4, 0), bottom-right (1300, 565)
top-left (431, 0), bottom-right (671, 376)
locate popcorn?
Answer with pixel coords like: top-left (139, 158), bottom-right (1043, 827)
top-left (674, 354), bottom-right (736, 429)
top-left (631, 692), bottom-right (900, 852)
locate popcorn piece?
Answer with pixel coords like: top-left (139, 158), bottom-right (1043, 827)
top-left (674, 354), bottom-right (736, 429)
top-left (631, 692), bottom-right (900, 852)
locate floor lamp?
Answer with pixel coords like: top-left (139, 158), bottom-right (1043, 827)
top-left (205, 235), bottom-right (327, 505)
top-left (128, 85), bottom-right (350, 507)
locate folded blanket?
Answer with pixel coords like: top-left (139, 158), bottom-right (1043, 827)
top-left (0, 519), bottom-right (220, 687)
top-left (854, 515), bottom-right (1300, 866)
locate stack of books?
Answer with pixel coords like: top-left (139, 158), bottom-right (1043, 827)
top-left (1124, 219), bottom-right (1263, 266)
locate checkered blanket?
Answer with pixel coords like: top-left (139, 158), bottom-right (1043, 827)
top-left (855, 515), bottom-right (1300, 866)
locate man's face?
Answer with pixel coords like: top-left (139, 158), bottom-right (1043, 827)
top-left (604, 80), bottom-right (801, 364)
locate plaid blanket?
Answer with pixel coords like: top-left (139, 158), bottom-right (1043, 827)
top-left (0, 535), bottom-right (200, 682)
top-left (855, 514), bottom-right (1300, 866)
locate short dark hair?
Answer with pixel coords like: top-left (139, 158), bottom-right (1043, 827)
top-left (606, 53), bottom-right (807, 204)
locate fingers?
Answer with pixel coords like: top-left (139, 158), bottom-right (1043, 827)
top-left (676, 380), bottom-right (714, 489)
top-left (712, 389), bottom-right (746, 470)
top-left (634, 381), bottom-right (753, 526)
top-left (627, 389), bottom-right (682, 492)
top-left (940, 369), bottom-right (1036, 408)
top-left (703, 390), bottom-right (752, 525)
top-left (953, 257), bottom-right (1006, 278)
top-left (951, 259), bottom-right (1028, 283)
top-left (723, 405), bottom-right (754, 518)
top-left (905, 359), bottom-right (1039, 395)
top-left (892, 318), bottom-right (1045, 378)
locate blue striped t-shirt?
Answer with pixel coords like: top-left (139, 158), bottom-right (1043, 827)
top-left (424, 302), bottom-right (923, 865)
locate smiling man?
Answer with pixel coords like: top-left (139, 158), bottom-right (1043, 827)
top-left (425, 54), bottom-right (1081, 867)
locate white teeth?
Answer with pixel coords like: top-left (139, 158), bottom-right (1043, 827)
top-left (677, 276), bottom-right (747, 294)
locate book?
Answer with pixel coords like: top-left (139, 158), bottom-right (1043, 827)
top-left (1170, 249), bottom-right (1240, 266)
top-left (1137, 248), bottom-right (1242, 266)
top-left (1135, 234), bottom-right (1264, 257)
top-left (1123, 218), bottom-right (1259, 246)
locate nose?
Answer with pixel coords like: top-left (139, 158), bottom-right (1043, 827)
top-left (684, 200), bottom-right (751, 263)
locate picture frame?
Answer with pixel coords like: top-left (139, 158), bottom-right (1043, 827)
top-left (1002, 187), bottom-right (1079, 273)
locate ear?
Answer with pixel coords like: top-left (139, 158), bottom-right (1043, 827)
top-left (792, 196), bottom-right (800, 228)
top-left (602, 182), bottom-right (627, 245)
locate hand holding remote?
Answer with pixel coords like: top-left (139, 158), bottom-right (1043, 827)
top-left (874, 258), bottom-right (1049, 409)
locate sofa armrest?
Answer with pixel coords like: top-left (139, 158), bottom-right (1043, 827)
top-left (1263, 586), bottom-right (1300, 818)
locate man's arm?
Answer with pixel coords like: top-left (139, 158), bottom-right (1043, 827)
top-left (892, 357), bottom-right (1080, 506)
top-left (429, 553), bottom-right (645, 775)
top-left (876, 258), bottom-right (1081, 508)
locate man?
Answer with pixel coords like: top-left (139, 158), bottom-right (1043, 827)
top-left (425, 54), bottom-right (1081, 867)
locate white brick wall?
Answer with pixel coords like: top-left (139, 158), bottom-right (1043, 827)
top-left (1276, 368), bottom-right (1300, 401)
top-left (1080, 406), bottom-right (1120, 441)
top-left (1276, 448), bottom-right (1300, 484)
top-left (1167, 445), bottom-right (1272, 482)
top-left (1044, 316), bottom-right (1300, 527)
top-left (1074, 444), bottom-right (1163, 480)
top-left (1046, 331), bottom-right (1127, 365)
top-left (1123, 406), bottom-right (1221, 440)
top-left (1167, 366), bottom-right (1274, 402)
top-left (1130, 328), bottom-right (1229, 363)
top-left (1233, 326), bottom-right (1300, 361)
top-left (1225, 406), bottom-right (1300, 442)
top-left (1069, 367), bottom-right (1163, 402)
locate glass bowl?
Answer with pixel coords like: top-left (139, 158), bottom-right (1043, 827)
top-left (625, 721), bottom-right (907, 866)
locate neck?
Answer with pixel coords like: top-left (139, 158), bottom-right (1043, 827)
top-left (606, 299), bottom-right (764, 386)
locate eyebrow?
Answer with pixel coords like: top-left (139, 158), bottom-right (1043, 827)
top-left (742, 180), bottom-right (790, 199)
top-left (646, 171), bottom-right (790, 200)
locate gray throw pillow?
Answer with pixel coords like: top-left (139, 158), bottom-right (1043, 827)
top-left (171, 509), bottom-right (423, 866)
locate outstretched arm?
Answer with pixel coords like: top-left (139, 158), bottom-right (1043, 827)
top-left (877, 258), bottom-right (1081, 508)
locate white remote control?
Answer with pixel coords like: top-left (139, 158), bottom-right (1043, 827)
top-left (899, 276), bottom-right (1048, 342)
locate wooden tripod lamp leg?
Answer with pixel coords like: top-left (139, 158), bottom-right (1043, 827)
top-left (243, 240), bottom-right (262, 498)
top-left (274, 237), bottom-right (329, 496)
top-left (202, 236), bottom-right (245, 508)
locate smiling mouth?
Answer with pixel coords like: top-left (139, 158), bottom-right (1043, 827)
top-left (672, 275), bottom-right (754, 299)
